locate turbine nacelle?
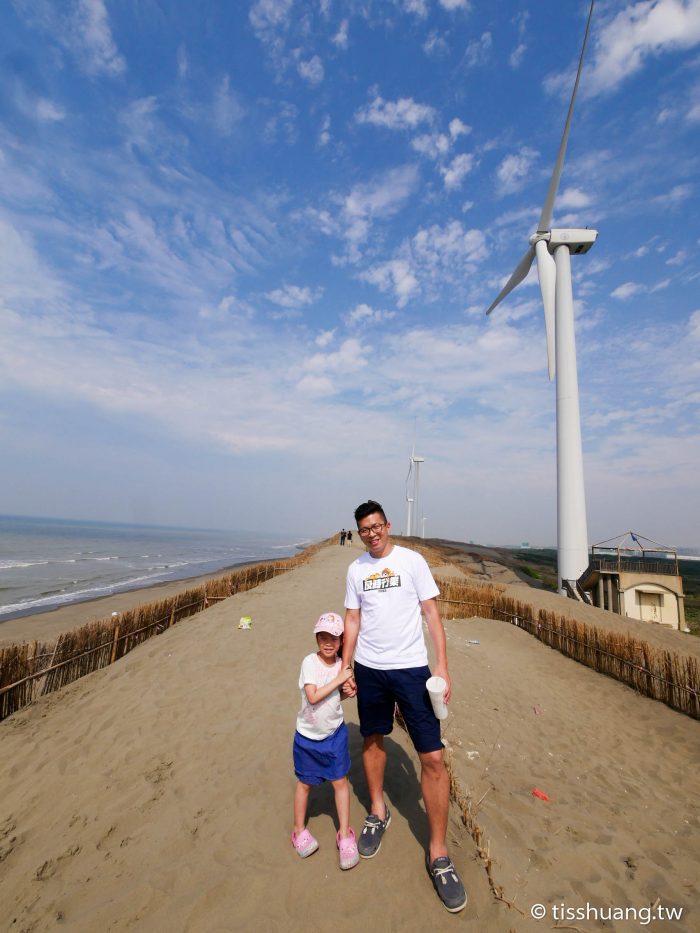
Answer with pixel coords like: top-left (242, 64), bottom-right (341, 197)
top-left (543, 229), bottom-right (598, 253)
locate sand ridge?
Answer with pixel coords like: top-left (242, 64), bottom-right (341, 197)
top-left (1, 539), bottom-right (698, 931)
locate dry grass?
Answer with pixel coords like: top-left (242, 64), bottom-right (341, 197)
top-left (436, 576), bottom-right (700, 720)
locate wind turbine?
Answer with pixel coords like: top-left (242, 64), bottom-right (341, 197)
top-left (486, 0), bottom-right (596, 595)
top-left (405, 442), bottom-right (425, 538)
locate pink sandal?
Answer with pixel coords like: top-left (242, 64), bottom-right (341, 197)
top-left (336, 828), bottom-right (359, 870)
top-left (291, 828), bottom-right (319, 858)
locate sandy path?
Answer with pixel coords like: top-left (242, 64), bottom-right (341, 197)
top-left (0, 541), bottom-right (503, 932)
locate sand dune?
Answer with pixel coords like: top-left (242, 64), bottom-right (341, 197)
top-left (1, 540), bottom-right (698, 931)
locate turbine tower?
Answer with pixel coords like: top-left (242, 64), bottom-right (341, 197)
top-left (405, 444), bottom-right (425, 538)
top-left (486, 0), bottom-right (596, 595)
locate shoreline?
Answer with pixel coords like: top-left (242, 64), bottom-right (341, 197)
top-left (0, 555), bottom-right (299, 647)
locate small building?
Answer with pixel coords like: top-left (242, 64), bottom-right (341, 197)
top-left (578, 532), bottom-right (686, 630)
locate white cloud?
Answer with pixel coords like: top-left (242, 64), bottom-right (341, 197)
top-left (411, 132), bottom-right (450, 159)
top-left (666, 249), bottom-right (688, 266)
top-left (15, 0), bottom-right (126, 77)
top-left (653, 183), bottom-right (693, 206)
top-left (362, 220), bottom-right (487, 307)
top-left (509, 42), bottom-right (527, 68)
top-left (345, 303), bottom-right (396, 326)
top-left (315, 329), bottom-right (335, 347)
top-left (440, 153), bottom-right (474, 189)
top-left (496, 147), bottom-right (539, 195)
top-left (249, 0), bottom-right (294, 37)
top-left (355, 94), bottom-right (436, 131)
top-left (71, 0), bottom-right (126, 76)
top-left (318, 114), bottom-right (331, 146)
top-left (0, 218), bottom-right (64, 303)
top-left (587, 0), bottom-right (700, 95)
top-left (336, 165), bottom-right (419, 260)
top-left (449, 118), bottom-right (471, 139)
top-left (296, 374), bottom-right (335, 396)
top-left (461, 32), bottom-right (492, 69)
top-left (557, 187), bottom-right (592, 210)
top-left (333, 19), bottom-right (349, 48)
top-left (299, 338), bottom-right (368, 397)
top-left (423, 31), bottom-right (449, 56)
top-left (265, 284), bottom-right (323, 309)
top-left (213, 76), bottom-right (245, 135)
top-left (611, 281), bottom-right (645, 300)
top-left (177, 45), bottom-right (189, 79)
top-left (361, 259), bottom-right (419, 308)
top-left (439, 0), bottom-right (471, 10)
top-left (405, 0), bottom-right (429, 16)
top-left (412, 221), bottom-right (487, 269)
top-left (36, 98), bottom-right (66, 122)
top-left (298, 55), bottom-right (324, 85)
top-left (688, 309), bottom-right (700, 340)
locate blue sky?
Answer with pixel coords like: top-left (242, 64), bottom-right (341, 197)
top-left (0, 0), bottom-right (698, 546)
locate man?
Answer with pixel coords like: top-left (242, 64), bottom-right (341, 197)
top-left (342, 500), bottom-right (466, 913)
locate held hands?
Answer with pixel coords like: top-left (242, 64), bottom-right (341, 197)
top-left (339, 665), bottom-right (354, 684)
top-left (341, 671), bottom-right (357, 698)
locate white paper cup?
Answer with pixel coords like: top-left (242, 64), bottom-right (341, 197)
top-left (426, 675), bottom-right (448, 720)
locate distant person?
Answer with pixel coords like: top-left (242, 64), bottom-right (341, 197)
top-left (340, 529), bottom-right (346, 546)
top-left (341, 500), bottom-right (466, 912)
top-left (346, 529), bottom-right (352, 544)
top-left (291, 613), bottom-right (359, 871)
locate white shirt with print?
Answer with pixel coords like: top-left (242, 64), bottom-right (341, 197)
top-left (344, 544), bottom-right (440, 670)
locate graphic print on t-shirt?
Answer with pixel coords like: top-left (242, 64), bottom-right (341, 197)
top-left (362, 566), bottom-right (401, 592)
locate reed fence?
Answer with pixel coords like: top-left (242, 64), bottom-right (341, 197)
top-left (0, 539), bottom-right (328, 722)
top-left (435, 577), bottom-right (700, 720)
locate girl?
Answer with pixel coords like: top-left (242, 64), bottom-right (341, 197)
top-left (292, 612), bottom-right (359, 870)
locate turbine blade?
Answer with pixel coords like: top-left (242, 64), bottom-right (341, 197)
top-left (485, 246), bottom-right (535, 315)
top-left (535, 239), bottom-right (556, 380)
top-left (537, 0), bottom-right (595, 233)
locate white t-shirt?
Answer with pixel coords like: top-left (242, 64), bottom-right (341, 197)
top-left (344, 544), bottom-right (440, 670)
top-left (295, 652), bottom-right (344, 740)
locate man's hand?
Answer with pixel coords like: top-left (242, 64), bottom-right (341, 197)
top-left (432, 664), bottom-right (451, 704)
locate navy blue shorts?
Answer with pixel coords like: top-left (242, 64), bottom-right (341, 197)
top-left (354, 662), bottom-right (442, 754)
top-left (293, 721), bottom-right (351, 785)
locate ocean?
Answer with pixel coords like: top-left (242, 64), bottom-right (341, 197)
top-left (0, 515), bottom-right (309, 622)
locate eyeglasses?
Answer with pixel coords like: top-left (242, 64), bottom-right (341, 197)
top-left (357, 522), bottom-right (386, 537)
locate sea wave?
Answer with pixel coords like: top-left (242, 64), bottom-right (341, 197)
top-left (0, 569), bottom-right (176, 618)
top-left (0, 560), bottom-right (51, 570)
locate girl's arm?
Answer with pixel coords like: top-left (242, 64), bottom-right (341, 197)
top-left (304, 664), bottom-right (354, 706)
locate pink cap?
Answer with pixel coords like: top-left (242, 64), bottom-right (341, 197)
top-left (313, 612), bottom-right (344, 637)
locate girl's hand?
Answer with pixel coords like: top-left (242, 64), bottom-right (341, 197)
top-left (340, 665), bottom-right (354, 683)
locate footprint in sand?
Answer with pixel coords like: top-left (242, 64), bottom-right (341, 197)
top-left (35, 844), bottom-right (81, 880)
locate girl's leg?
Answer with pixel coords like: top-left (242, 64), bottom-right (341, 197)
top-left (331, 776), bottom-right (350, 838)
top-left (293, 781), bottom-right (312, 833)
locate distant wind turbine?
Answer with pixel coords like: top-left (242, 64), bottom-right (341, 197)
top-left (486, 0), bottom-right (597, 595)
top-left (405, 440), bottom-right (425, 538)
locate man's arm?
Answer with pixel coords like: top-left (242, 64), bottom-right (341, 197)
top-left (422, 597), bottom-right (452, 704)
top-left (341, 607), bottom-right (360, 697)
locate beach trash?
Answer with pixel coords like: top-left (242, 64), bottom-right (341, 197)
top-left (468, 639), bottom-right (480, 645)
top-left (426, 676), bottom-right (448, 720)
top-left (238, 616), bottom-right (252, 630)
top-left (531, 788), bottom-right (550, 801)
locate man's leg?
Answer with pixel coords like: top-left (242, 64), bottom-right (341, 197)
top-left (362, 733), bottom-right (387, 820)
top-left (418, 749), bottom-right (449, 862)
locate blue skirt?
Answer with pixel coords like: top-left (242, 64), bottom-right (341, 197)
top-left (293, 721), bottom-right (351, 785)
